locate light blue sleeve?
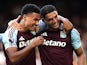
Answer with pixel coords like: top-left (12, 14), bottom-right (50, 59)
top-left (0, 35), bottom-right (2, 43)
top-left (71, 28), bottom-right (81, 49)
top-left (38, 20), bottom-right (47, 33)
top-left (2, 28), bottom-right (18, 50)
top-left (0, 33), bottom-right (4, 43)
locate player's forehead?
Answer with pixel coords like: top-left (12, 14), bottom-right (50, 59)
top-left (25, 12), bottom-right (41, 20)
top-left (45, 11), bottom-right (58, 19)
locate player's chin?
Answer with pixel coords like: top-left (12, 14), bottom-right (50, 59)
top-left (30, 27), bottom-right (36, 31)
top-left (52, 25), bottom-right (59, 29)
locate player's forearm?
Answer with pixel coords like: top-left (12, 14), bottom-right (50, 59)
top-left (8, 43), bottom-right (35, 64)
top-left (77, 53), bottom-right (86, 65)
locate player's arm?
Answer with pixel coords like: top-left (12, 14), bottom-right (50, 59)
top-left (74, 47), bottom-right (86, 65)
top-left (71, 28), bottom-right (86, 65)
top-left (2, 28), bottom-right (44, 64)
top-left (58, 15), bottom-right (73, 32)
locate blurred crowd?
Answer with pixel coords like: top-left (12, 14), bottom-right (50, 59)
top-left (0, 0), bottom-right (87, 65)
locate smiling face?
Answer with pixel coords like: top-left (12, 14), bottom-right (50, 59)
top-left (44, 11), bottom-right (60, 30)
top-left (23, 12), bottom-right (41, 31)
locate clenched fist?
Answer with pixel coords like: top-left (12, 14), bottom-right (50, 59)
top-left (32, 36), bottom-right (44, 47)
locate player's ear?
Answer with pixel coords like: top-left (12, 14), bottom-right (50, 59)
top-left (22, 15), bottom-right (27, 21)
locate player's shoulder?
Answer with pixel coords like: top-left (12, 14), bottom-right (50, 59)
top-left (71, 28), bottom-right (80, 35)
top-left (4, 27), bottom-right (18, 38)
top-left (6, 27), bottom-right (17, 33)
top-left (71, 28), bottom-right (80, 41)
top-left (3, 27), bottom-right (18, 44)
top-left (38, 19), bottom-right (48, 33)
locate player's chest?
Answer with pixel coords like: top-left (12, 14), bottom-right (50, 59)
top-left (41, 30), bottom-right (69, 41)
top-left (17, 32), bottom-right (35, 49)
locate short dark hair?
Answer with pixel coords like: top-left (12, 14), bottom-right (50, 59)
top-left (40, 5), bottom-right (57, 18)
top-left (21, 4), bottom-right (40, 15)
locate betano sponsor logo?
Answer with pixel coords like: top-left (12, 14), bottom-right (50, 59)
top-left (43, 39), bottom-right (66, 47)
top-left (19, 37), bottom-right (66, 48)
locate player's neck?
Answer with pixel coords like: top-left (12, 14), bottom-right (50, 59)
top-left (48, 27), bottom-right (58, 31)
top-left (16, 23), bottom-right (26, 32)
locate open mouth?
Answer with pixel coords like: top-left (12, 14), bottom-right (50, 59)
top-left (33, 25), bottom-right (36, 28)
top-left (32, 25), bottom-right (38, 31)
top-left (53, 23), bottom-right (58, 27)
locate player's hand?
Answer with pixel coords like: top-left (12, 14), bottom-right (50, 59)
top-left (58, 15), bottom-right (73, 32)
top-left (8, 15), bottom-right (21, 29)
top-left (62, 18), bottom-right (73, 32)
top-left (33, 36), bottom-right (44, 47)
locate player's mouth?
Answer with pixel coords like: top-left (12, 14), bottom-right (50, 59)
top-left (32, 25), bottom-right (38, 30)
top-left (52, 22), bottom-right (59, 28)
